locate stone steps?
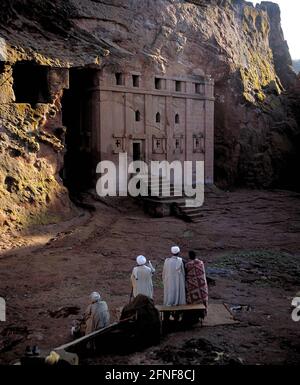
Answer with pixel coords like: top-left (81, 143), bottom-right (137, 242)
top-left (146, 194), bottom-right (184, 202)
top-left (180, 207), bottom-right (203, 214)
top-left (137, 175), bottom-right (208, 222)
top-left (176, 205), bottom-right (204, 222)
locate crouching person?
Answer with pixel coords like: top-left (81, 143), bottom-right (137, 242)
top-left (85, 291), bottom-right (110, 335)
top-left (71, 292), bottom-right (110, 341)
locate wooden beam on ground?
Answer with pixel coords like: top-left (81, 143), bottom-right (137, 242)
top-left (54, 317), bottom-right (133, 352)
top-left (156, 304), bottom-right (206, 312)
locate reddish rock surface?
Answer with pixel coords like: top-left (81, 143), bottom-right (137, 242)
top-left (0, 0), bottom-right (300, 233)
top-left (0, 1), bottom-right (300, 366)
top-left (0, 189), bottom-right (299, 364)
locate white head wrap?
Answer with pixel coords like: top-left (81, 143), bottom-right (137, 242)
top-left (136, 255), bottom-right (147, 265)
top-left (90, 291), bottom-right (101, 302)
top-left (171, 246), bottom-right (180, 255)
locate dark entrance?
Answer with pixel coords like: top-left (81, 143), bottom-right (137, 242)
top-left (61, 68), bottom-right (97, 195)
top-left (12, 61), bottom-right (51, 106)
top-left (133, 142), bottom-right (141, 162)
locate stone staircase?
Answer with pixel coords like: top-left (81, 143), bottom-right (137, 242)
top-left (174, 201), bottom-right (204, 223)
top-left (139, 175), bottom-right (205, 222)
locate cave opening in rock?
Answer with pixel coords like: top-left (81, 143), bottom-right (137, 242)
top-left (12, 61), bottom-right (51, 106)
top-left (61, 68), bottom-right (97, 196)
top-left (0, 62), bottom-right (5, 74)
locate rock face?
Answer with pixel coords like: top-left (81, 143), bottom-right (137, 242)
top-left (0, 69), bottom-right (74, 232)
top-left (0, 0), bottom-right (299, 231)
top-left (262, 1), bottom-right (296, 88)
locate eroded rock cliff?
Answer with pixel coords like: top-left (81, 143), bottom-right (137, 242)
top-left (0, 0), bottom-right (299, 232)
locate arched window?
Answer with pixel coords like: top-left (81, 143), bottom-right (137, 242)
top-left (135, 110), bottom-right (141, 122)
top-left (156, 112), bottom-right (161, 123)
top-left (175, 113), bottom-right (180, 124)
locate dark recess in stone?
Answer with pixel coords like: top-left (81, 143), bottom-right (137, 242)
top-left (12, 61), bottom-right (51, 106)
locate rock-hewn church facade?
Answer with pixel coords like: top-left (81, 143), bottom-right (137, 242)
top-left (82, 68), bottom-right (214, 185)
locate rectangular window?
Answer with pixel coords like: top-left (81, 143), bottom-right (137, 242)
top-left (195, 83), bottom-right (203, 94)
top-left (155, 77), bottom-right (162, 90)
top-left (115, 72), bottom-right (124, 86)
top-left (132, 75), bottom-right (140, 87)
top-left (175, 81), bottom-right (182, 92)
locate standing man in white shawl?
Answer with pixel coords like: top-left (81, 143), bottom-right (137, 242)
top-left (131, 255), bottom-right (155, 299)
top-left (162, 246), bottom-right (186, 306)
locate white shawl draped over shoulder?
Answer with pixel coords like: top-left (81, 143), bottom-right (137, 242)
top-left (162, 256), bottom-right (186, 306)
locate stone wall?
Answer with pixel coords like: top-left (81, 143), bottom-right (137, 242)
top-left (0, 0), bottom-right (299, 231)
top-left (96, 68), bottom-right (214, 184)
top-left (68, 0), bottom-right (300, 189)
top-left (0, 62), bottom-right (73, 233)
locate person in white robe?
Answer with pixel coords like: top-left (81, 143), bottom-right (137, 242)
top-left (84, 292), bottom-right (110, 335)
top-left (131, 255), bottom-right (155, 299)
top-left (162, 246), bottom-right (186, 306)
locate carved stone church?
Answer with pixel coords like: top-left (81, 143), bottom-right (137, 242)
top-left (7, 59), bottom-right (215, 191)
top-left (66, 67), bottom-right (215, 187)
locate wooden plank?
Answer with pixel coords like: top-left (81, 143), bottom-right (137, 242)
top-left (156, 304), bottom-right (206, 312)
top-left (54, 317), bottom-right (133, 352)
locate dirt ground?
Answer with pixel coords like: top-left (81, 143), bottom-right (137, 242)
top-left (0, 188), bottom-right (300, 365)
